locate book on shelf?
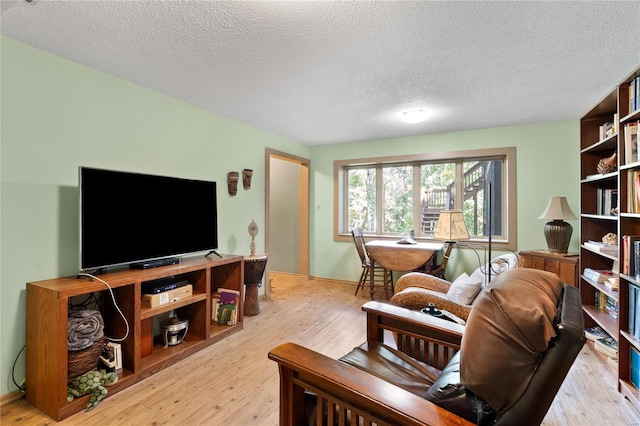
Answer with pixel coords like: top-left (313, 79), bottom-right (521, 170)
top-left (583, 240), bottom-right (618, 256)
top-left (584, 326), bottom-right (609, 342)
top-left (625, 121), bottom-right (639, 165)
top-left (583, 267), bottom-right (616, 283)
top-left (594, 336), bottom-right (618, 359)
top-left (607, 355), bottom-right (618, 371)
top-left (599, 121), bottom-right (616, 140)
top-left (630, 76), bottom-right (640, 114)
top-left (219, 288), bottom-right (240, 305)
top-left (630, 283), bottom-right (639, 339)
top-left (636, 240), bottom-right (640, 281)
top-left (604, 277), bottom-right (619, 291)
top-left (211, 292), bottom-right (221, 321)
top-left (216, 288), bottom-right (240, 325)
top-left (630, 170), bottom-right (640, 213)
top-left (596, 188), bottom-right (618, 216)
top-left (595, 290), bottom-right (618, 319)
top-left (622, 235), bottom-right (640, 275)
top-left (631, 346), bottom-right (640, 389)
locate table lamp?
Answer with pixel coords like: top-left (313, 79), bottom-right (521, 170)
top-left (538, 196), bottom-right (577, 254)
top-left (433, 210), bottom-right (470, 273)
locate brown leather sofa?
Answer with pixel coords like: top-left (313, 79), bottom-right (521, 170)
top-left (269, 268), bottom-right (585, 425)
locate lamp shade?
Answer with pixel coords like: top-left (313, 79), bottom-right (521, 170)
top-left (433, 210), bottom-right (470, 242)
top-left (538, 197), bottom-right (577, 220)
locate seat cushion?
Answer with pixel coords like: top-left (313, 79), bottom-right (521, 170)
top-left (460, 268), bottom-right (562, 415)
top-left (339, 341), bottom-right (440, 398)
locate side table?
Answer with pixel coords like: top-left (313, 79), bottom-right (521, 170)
top-left (519, 250), bottom-right (579, 287)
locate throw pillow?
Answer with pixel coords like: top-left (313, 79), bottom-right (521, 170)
top-left (446, 273), bottom-right (482, 305)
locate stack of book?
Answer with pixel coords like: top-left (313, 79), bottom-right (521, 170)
top-left (583, 268), bottom-right (616, 283)
top-left (585, 326), bottom-right (609, 342)
top-left (594, 336), bottom-right (618, 360)
top-left (583, 240), bottom-right (618, 256)
top-left (216, 288), bottom-right (240, 326)
top-left (586, 327), bottom-right (619, 365)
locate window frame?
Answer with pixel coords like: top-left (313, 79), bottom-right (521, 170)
top-left (334, 147), bottom-right (517, 250)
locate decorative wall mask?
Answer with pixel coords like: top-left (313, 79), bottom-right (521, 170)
top-left (243, 169), bottom-right (253, 189)
top-left (228, 171), bottom-right (239, 196)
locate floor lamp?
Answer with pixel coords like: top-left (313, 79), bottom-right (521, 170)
top-left (433, 210), bottom-right (470, 275)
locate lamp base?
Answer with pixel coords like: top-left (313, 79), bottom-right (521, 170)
top-left (543, 220), bottom-right (573, 254)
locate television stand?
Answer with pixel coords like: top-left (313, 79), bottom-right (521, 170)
top-left (26, 255), bottom-right (244, 421)
top-left (130, 257), bottom-right (180, 269)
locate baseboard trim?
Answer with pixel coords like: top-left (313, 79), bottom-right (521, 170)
top-left (270, 271), bottom-right (358, 287)
top-left (1, 390), bottom-right (25, 407)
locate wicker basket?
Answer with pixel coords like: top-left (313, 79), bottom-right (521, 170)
top-left (67, 336), bottom-right (107, 383)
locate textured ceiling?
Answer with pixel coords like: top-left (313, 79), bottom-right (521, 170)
top-left (2, 1), bottom-right (639, 146)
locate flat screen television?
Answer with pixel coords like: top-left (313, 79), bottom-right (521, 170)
top-left (79, 166), bottom-right (218, 272)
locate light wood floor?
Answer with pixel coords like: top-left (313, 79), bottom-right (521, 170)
top-left (2, 273), bottom-right (640, 425)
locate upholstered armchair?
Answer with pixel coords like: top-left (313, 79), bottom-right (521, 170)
top-left (269, 268), bottom-right (585, 426)
top-left (389, 252), bottom-right (524, 321)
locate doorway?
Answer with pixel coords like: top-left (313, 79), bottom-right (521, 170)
top-left (265, 149), bottom-right (310, 298)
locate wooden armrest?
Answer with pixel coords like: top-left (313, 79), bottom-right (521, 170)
top-left (363, 301), bottom-right (464, 346)
top-left (268, 342), bottom-right (474, 426)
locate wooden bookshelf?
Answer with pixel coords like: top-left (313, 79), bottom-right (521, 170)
top-left (580, 65), bottom-right (640, 410)
top-left (25, 255), bottom-right (244, 421)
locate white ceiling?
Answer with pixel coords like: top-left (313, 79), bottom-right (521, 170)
top-left (2, 0), bottom-right (639, 146)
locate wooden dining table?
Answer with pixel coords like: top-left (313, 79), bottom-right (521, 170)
top-left (364, 240), bottom-right (444, 300)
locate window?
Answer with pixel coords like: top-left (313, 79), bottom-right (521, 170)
top-left (335, 147), bottom-right (516, 249)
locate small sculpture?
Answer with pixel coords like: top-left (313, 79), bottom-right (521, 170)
top-left (602, 232), bottom-right (617, 246)
top-left (597, 152), bottom-right (617, 174)
top-left (242, 169), bottom-right (253, 189)
top-left (228, 171), bottom-right (239, 196)
top-left (248, 220), bottom-right (258, 256)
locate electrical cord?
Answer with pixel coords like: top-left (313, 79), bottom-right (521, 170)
top-left (11, 345), bottom-right (26, 393)
top-left (77, 272), bottom-right (130, 342)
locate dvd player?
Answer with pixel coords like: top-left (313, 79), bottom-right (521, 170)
top-left (141, 277), bottom-right (189, 294)
top-left (130, 257), bottom-right (181, 270)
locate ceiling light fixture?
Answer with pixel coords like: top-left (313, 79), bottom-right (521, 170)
top-left (400, 109), bottom-right (429, 124)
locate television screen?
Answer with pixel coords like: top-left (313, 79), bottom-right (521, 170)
top-left (79, 167), bottom-right (218, 271)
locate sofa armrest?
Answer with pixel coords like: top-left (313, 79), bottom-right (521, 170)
top-left (362, 301), bottom-right (464, 369)
top-left (389, 288), bottom-right (472, 321)
top-left (395, 272), bottom-right (453, 293)
top-left (268, 342), bottom-right (474, 426)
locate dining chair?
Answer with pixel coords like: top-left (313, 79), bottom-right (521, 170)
top-left (351, 227), bottom-right (394, 299)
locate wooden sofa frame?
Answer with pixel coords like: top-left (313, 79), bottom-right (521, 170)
top-left (268, 301), bottom-right (473, 426)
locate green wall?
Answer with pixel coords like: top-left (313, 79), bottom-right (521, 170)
top-left (0, 37), bottom-right (309, 396)
top-left (0, 36), bottom-right (580, 398)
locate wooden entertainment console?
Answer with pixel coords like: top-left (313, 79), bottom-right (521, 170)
top-left (25, 254), bottom-right (244, 421)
